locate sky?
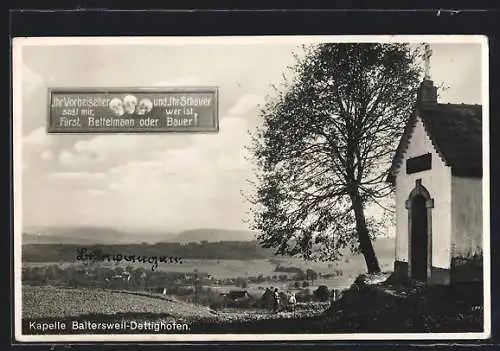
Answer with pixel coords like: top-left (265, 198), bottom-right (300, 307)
top-left (16, 38), bottom-right (484, 232)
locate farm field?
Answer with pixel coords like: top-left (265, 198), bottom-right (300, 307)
top-left (22, 285), bottom-right (217, 320)
top-left (23, 256), bottom-right (393, 281)
top-left (23, 256), bottom-right (394, 296)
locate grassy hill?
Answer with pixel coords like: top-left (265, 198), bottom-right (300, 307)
top-left (23, 286), bottom-right (217, 321)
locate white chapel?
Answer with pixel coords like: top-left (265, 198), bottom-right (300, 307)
top-left (386, 46), bottom-right (483, 285)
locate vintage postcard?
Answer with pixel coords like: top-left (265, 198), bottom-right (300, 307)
top-left (12, 35), bottom-right (490, 342)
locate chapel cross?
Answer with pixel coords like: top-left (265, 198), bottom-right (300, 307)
top-left (424, 44), bottom-right (432, 80)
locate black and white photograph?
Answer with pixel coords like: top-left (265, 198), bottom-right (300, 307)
top-left (13, 36), bottom-right (490, 342)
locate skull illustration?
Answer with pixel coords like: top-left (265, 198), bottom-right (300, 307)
top-left (137, 98), bottom-right (153, 115)
top-left (109, 98), bottom-right (125, 116)
top-left (123, 95), bottom-right (138, 114)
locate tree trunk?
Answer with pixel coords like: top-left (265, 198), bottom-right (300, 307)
top-left (350, 190), bottom-right (381, 274)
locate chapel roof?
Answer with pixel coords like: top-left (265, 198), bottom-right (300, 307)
top-left (387, 102), bottom-right (483, 184)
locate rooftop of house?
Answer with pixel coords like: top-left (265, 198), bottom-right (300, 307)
top-left (226, 290), bottom-right (250, 299)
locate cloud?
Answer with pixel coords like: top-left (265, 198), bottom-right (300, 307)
top-left (58, 150), bottom-right (91, 167)
top-left (228, 94), bottom-right (265, 115)
top-left (155, 76), bottom-right (201, 87)
top-left (24, 127), bottom-right (52, 147)
top-left (104, 105), bottom-right (252, 187)
top-left (40, 150), bottom-right (54, 161)
top-left (107, 147), bottom-right (202, 191)
top-left (72, 189), bottom-right (105, 197)
top-left (191, 117), bottom-right (249, 150)
top-left (74, 135), bottom-right (147, 154)
top-left (68, 134), bottom-right (183, 170)
top-left (101, 112), bottom-right (253, 228)
top-left (47, 172), bottom-right (106, 181)
top-left (22, 64), bottom-right (45, 96)
top-left (24, 128), bottom-right (56, 165)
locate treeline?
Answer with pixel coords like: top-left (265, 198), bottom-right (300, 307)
top-left (22, 240), bottom-right (276, 262)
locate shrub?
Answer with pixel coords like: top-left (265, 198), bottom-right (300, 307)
top-left (296, 288), bottom-right (312, 303)
top-left (314, 285), bottom-right (330, 302)
top-left (279, 291), bottom-right (288, 305)
top-left (174, 286), bottom-right (195, 296)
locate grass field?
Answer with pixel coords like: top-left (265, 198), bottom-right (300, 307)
top-left (22, 285), bottom-right (217, 320)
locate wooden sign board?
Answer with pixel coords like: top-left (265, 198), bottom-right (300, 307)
top-left (406, 153), bottom-right (432, 174)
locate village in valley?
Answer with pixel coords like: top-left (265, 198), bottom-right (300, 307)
top-left (19, 39), bottom-right (486, 335)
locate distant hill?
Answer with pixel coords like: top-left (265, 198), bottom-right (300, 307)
top-left (22, 225), bottom-right (393, 250)
top-left (22, 226), bottom-right (259, 246)
top-left (23, 233), bottom-right (100, 245)
top-left (167, 228), bottom-right (258, 243)
top-left (22, 226), bottom-right (176, 245)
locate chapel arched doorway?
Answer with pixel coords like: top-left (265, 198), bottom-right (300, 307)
top-left (405, 179), bottom-right (434, 283)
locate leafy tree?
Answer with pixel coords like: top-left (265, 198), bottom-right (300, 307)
top-left (296, 288), bottom-right (312, 302)
top-left (314, 285), bottom-right (330, 302)
top-left (306, 268), bottom-right (318, 284)
top-left (247, 43), bottom-right (422, 273)
top-left (239, 278), bottom-right (249, 289)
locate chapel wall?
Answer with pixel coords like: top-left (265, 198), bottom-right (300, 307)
top-left (395, 115), bottom-right (453, 269)
top-left (450, 176), bottom-right (483, 283)
top-left (451, 176), bottom-right (483, 257)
